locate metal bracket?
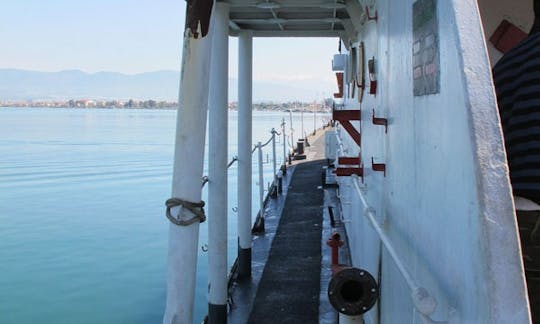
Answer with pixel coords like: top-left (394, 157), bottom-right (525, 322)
top-left (333, 156), bottom-right (364, 181)
top-left (366, 6), bottom-right (378, 22)
top-left (333, 109), bottom-right (361, 146)
top-left (371, 157), bottom-right (386, 176)
top-left (334, 72), bottom-right (344, 98)
top-left (372, 109), bottom-right (387, 133)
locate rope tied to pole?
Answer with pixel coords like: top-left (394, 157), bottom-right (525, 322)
top-left (165, 198), bottom-right (206, 226)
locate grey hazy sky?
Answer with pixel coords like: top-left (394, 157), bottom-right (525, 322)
top-left (1, 0), bottom-right (338, 96)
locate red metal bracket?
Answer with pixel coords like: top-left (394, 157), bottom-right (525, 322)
top-left (334, 72), bottom-right (344, 99)
top-left (366, 6), bottom-right (378, 22)
top-left (333, 109), bottom-right (361, 146)
top-left (333, 156), bottom-right (364, 181)
top-left (372, 109), bottom-right (387, 133)
top-left (369, 80), bottom-right (377, 95)
top-left (338, 157), bottom-right (360, 165)
top-left (335, 167), bottom-right (364, 177)
top-left (371, 157), bottom-right (386, 176)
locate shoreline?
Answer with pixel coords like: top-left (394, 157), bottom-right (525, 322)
top-left (0, 105), bottom-right (332, 113)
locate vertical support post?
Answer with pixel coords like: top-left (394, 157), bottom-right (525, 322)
top-left (301, 111), bottom-right (305, 140)
top-left (282, 118), bottom-right (287, 174)
top-left (314, 106), bottom-right (317, 135)
top-left (272, 128), bottom-right (277, 186)
top-left (207, 3), bottom-right (229, 323)
top-left (163, 1), bottom-right (214, 323)
top-left (289, 111), bottom-right (294, 146)
top-left (257, 141), bottom-right (265, 227)
top-left (237, 30), bottom-right (253, 280)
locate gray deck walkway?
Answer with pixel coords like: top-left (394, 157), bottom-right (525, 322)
top-left (247, 160), bottom-right (324, 323)
top-left (248, 131), bottom-right (325, 323)
top-left (247, 133), bottom-right (326, 323)
top-left (226, 129), bottom-right (332, 324)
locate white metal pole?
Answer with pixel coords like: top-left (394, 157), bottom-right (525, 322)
top-left (258, 141), bottom-right (264, 222)
top-left (272, 128), bottom-right (277, 186)
top-left (237, 31), bottom-right (253, 280)
top-left (314, 106), bottom-right (317, 135)
top-left (207, 3), bottom-right (229, 323)
top-left (163, 2), bottom-right (214, 323)
top-left (301, 111), bottom-right (304, 140)
top-left (282, 118), bottom-right (287, 172)
top-left (289, 111), bottom-right (294, 148)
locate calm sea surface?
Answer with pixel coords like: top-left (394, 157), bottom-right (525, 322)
top-left (0, 108), bottom-right (328, 324)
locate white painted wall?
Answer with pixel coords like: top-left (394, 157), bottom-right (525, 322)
top-left (335, 0), bottom-right (530, 322)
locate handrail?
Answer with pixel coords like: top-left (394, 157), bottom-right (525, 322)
top-left (227, 156), bottom-right (238, 168)
top-left (201, 156), bottom-right (239, 188)
top-left (350, 175), bottom-right (445, 321)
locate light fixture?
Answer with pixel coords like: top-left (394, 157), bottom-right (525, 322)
top-left (256, 1), bottom-right (281, 9)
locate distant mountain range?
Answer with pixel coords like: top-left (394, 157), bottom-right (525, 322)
top-left (0, 69), bottom-right (334, 102)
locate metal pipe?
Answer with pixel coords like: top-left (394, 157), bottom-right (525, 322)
top-left (207, 3), bottom-right (229, 323)
top-left (350, 175), bottom-right (439, 318)
top-left (272, 128), bottom-right (277, 188)
top-left (237, 31), bottom-right (253, 280)
top-left (328, 267), bottom-right (378, 317)
top-left (339, 314), bottom-right (363, 324)
top-left (282, 118), bottom-right (287, 174)
top-left (314, 106), bottom-right (317, 135)
top-left (289, 111), bottom-right (294, 146)
top-left (163, 1), bottom-right (214, 323)
top-left (258, 141), bottom-right (264, 224)
top-left (301, 111), bottom-right (304, 140)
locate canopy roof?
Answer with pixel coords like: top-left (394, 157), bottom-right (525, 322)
top-left (224, 0), bottom-right (367, 38)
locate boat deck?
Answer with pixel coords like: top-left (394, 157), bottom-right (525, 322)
top-left (228, 128), bottom-right (347, 323)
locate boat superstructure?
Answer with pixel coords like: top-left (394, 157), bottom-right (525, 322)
top-left (164, 0), bottom-right (533, 323)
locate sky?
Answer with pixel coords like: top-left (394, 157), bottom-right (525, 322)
top-left (0, 0), bottom-right (339, 98)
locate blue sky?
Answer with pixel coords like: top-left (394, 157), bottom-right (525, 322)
top-left (0, 0), bottom-right (338, 97)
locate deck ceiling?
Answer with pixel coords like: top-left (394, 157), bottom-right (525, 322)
top-left (224, 0), bottom-right (366, 37)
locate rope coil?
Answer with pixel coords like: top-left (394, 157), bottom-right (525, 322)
top-left (165, 198), bottom-right (206, 226)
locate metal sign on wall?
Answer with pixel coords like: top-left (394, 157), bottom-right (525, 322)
top-left (413, 0), bottom-right (440, 96)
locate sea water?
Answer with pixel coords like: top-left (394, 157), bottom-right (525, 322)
top-left (0, 108), bottom-right (329, 324)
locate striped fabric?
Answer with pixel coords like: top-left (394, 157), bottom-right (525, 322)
top-left (493, 32), bottom-right (540, 205)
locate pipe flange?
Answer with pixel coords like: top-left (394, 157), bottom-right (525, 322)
top-left (328, 267), bottom-right (379, 316)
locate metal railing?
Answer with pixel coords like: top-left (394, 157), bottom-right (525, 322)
top-left (202, 121), bottom-right (289, 229)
